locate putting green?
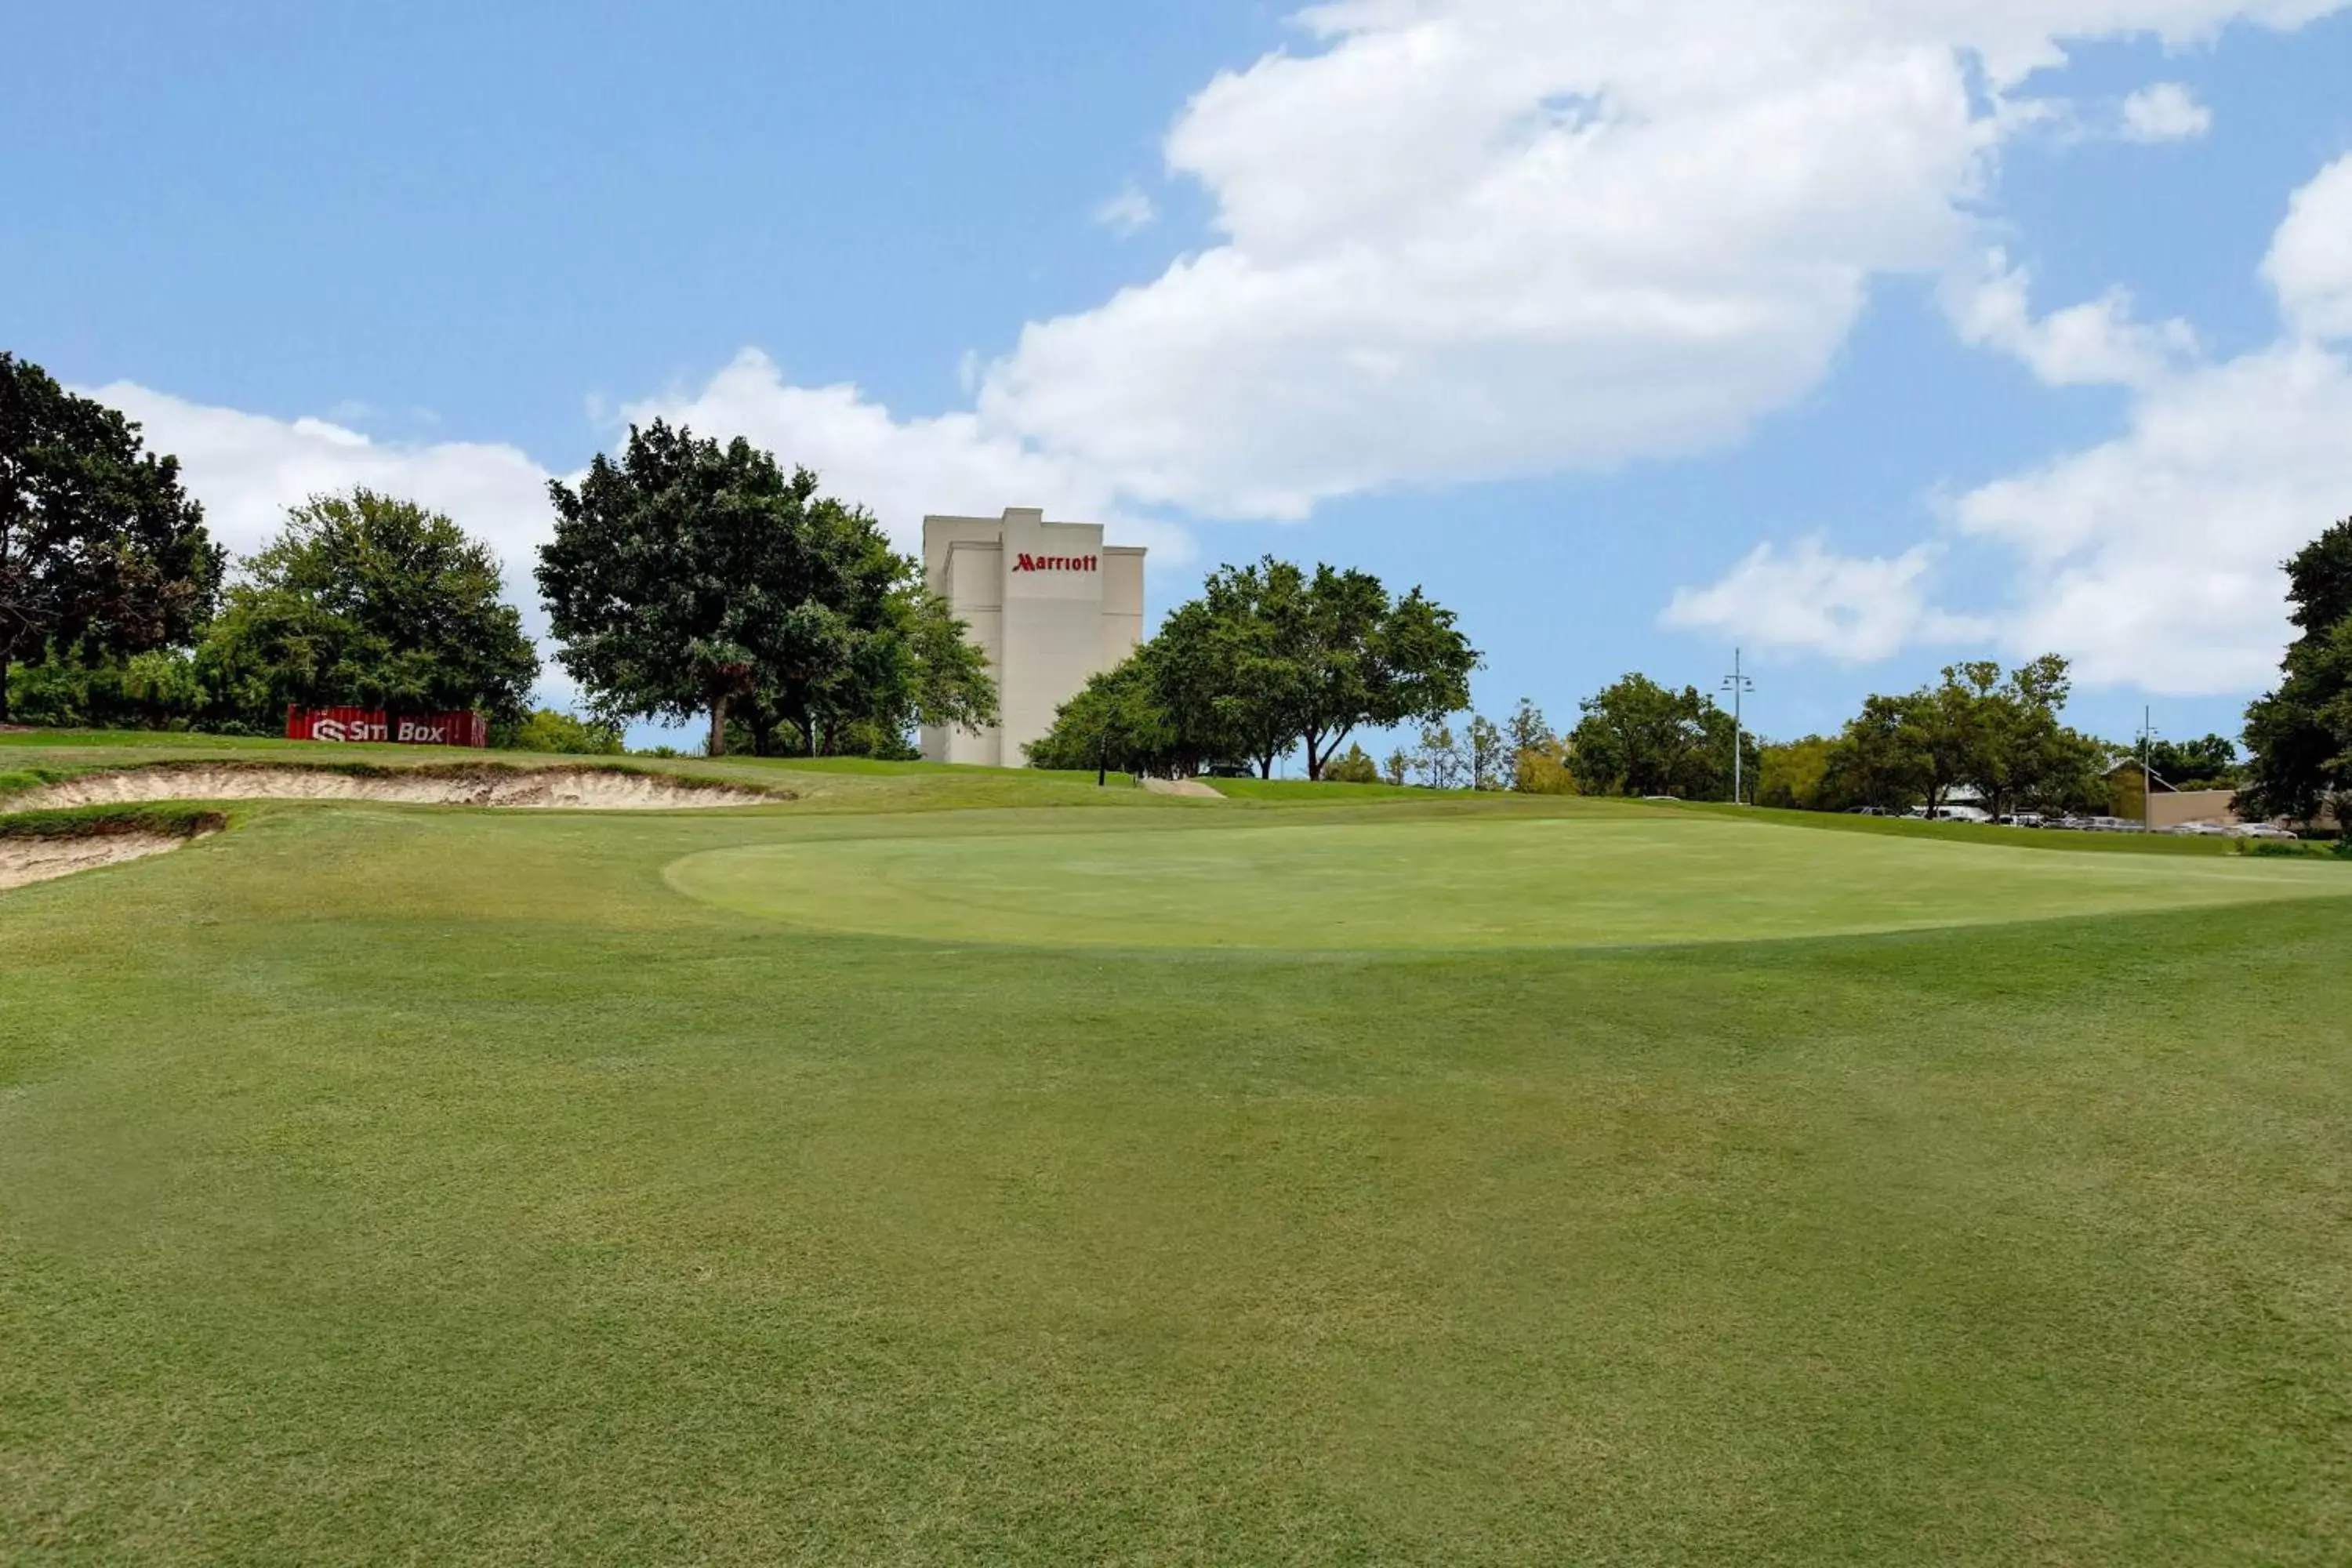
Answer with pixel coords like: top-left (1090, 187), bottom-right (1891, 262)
top-left (666, 816), bottom-right (2352, 949)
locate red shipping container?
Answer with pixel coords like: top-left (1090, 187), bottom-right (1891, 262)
top-left (286, 707), bottom-right (488, 748)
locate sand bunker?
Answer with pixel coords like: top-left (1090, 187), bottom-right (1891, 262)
top-left (0, 831), bottom-right (207, 891)
top-left (3, 764), bottom-right (780, 813)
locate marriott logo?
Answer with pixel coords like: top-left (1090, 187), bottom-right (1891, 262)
top-left (1012, 553), bottom-right (1099, 573)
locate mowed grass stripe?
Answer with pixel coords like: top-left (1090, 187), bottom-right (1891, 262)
top-left (665, 815), bottom-right (2352, 949)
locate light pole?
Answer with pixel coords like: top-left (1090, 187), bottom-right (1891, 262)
top-left (1722, 648), bottom-right (1755, 807)
top-left (2136, 708), bottom-right (2158, 833)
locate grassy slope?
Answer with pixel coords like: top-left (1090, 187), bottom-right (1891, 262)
top-left (2, 738), bottom-right (2350, 1562)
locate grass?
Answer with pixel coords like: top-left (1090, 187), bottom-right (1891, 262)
top-left (3, 735), bottom-right (2350, 1563)
top-left (668, 811), bottom-right (2352, 949)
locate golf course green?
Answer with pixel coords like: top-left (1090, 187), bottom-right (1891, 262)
top-left (668, 814), bottom-right (2352, 949)
top-left (5, 734), bottom-right (2350, 1563)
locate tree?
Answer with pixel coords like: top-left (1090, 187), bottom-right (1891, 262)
top-left (539, 422), bottom-right (993, 757)
top-left (195, 489), bottom-right (538, 729)
top-left (2147, 734), bottom-right (2241, 789)
top-left (1502, 697), bottom-right (1572, 793)
top-left (1818, 656), bottom-right (2101, 817)
top-left (1, 354), bottom-right (222, 723)
top-left (1025, 554), bottom-right (1472, 781)
top-left (1182, 556), bottom-right (1477, 779)
top-left (1465, 713), bottom-right (1510, 790)
top-left (1383, 748), bottom-right (1410, 787)
top-left (1824, 693), bottom-right (1934, 811)
top-left (1025, 656), bottom-right (1173, 775)
top-left (1568, 674), bottom-right (1752, 800)
top-left (2242, 519), bottom-right (2352, 824)
top-left (1412, 719), bottom-right (1467, 789)
top-left (1757, 736), bottom-right (1838, 811)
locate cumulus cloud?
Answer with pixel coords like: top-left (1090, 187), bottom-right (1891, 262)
top-left (2264, 151), bottom-right (2352, 340)
top-left (2118, 81), bottom-right (2214, 141)
top-left (1944, 250), bottom-right (2198, 387)
top-left (615, 350), bottom-right (1195, 564)
top-left (85, 383), bottom-right (556, 587)
top-left (1953, 340), bottom-right (2352, 693)
top-left (1661, 539), bottom-right (1989, 662)
top-left (1945, 152), bottom-right (2352, 693)
top-left (955, 0), bottom-right (2343, 519)
top-left (1675, 149), bottom-right (2352, 695)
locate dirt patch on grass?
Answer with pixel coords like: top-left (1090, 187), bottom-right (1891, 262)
top-left (2, 763), bottom-right (782, 813)
top-left (1142, 778), bottom-right (1225, 800)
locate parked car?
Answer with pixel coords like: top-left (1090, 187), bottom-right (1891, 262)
top-left (2228, 822), bottom-right (2300, 840)
top-left (1929, 806), bottom-right (1993, 824)
top-left (2163, 822), bottom-right (2231, 837)
top-left (1994, 813), bottom-right (2047, 828)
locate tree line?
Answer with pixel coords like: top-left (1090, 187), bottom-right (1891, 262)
top-left (2, 354), bottom-right (993, 755)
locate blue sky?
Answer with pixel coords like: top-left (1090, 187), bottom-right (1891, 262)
top-left (9, 2), bottom-right (2352, 758)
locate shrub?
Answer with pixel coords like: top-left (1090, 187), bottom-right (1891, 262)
top-left (1514, 748), bottom-right (1575, 795)
top-left (501, 709), bottom-right (625, 755)
top-left (1323, 743), bottom-right (1381, 783)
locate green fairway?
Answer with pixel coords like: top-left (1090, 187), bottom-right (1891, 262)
top-left (667, 813), bottom-right (2352, 949)
top-left (5, 746), bottom-right (2351, 1563)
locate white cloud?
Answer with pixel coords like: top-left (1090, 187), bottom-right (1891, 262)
top-left (1946, 154), bottom-right (2352, 693)
top-left (2118, 81), bottom-right (2214, 141)
top-left (2263, 151), bottom-right (2352, 340)
top-left (1952, 339), bottom-right (2352, 692)
top-left (953, 0), bottom-right (2343, 520)
top-left (1661, 538), bottom-right (1989, 662)
top-left (1671, 147), bottom-right (2352, 695)
top-left (85, 383), bottom-right (555, 588)
top-left (614, 349), bottom-right (1195, 566)
top-left (1944, 249), bottom-right (2197, 387)
top-left (1093, 184), bottom-right (1158, 238)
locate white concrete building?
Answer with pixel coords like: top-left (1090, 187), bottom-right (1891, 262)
top-left (918, 508), bottom-right (1146, 767)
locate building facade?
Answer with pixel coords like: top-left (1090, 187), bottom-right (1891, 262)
top-left (918, 508), bottom-right (1146, 767)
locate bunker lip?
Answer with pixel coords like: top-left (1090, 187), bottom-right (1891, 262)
top-left (0, 762), bottom-right (787, 813)
top-left (0, 808), bottom-right (226, 892)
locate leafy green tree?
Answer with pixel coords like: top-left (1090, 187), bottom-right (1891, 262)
top-left (1383, 748), bottom-right (1410, 786)
top-left (2242, 519), bottom-right (2352, 823)
top-left (1024, 655), bottom-right (1174, 775)
top-left (1824, 694), bottom-right (1933, 811)
top-left (1180, 557), bottom-right (1476, 779)
top-left (1029, 555), bottom-right (1472, 781)
top-left (1949, 655), bottom-right (2085, 819)
top-left (1, 354), bottom-right (222, 723)
top-left (2146, 735), bottom-right (2241, 789)
top-left (539, 422), bottom-right (993, 757)
top-left (1822, 655), bottom-right (2103, 816)
top-left (196, 489), bottom-right (538, 729)
top-left (1568, 673), bottom-right (1753, 800)
top-left (1757, 736), bottom-right (1839, 811)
